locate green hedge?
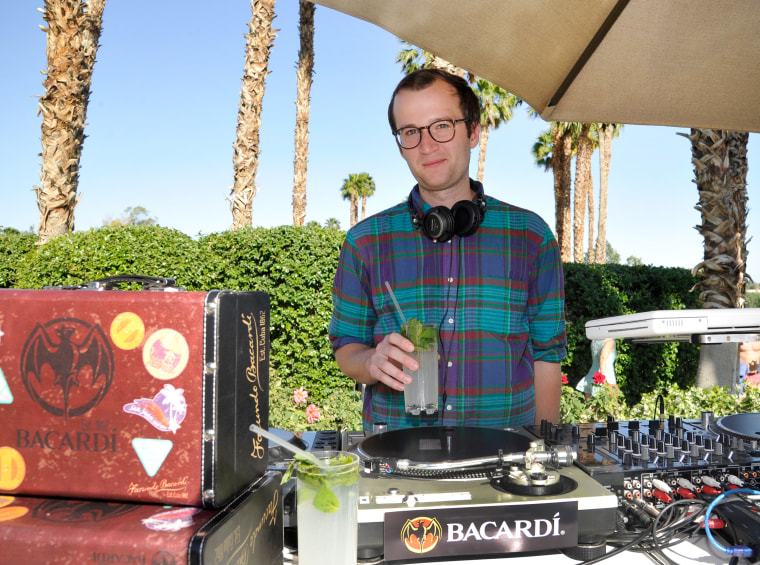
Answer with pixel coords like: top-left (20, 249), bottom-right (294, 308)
top-left (1, 224), bottom-right (707, 429)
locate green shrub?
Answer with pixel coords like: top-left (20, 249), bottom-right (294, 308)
top-left (0, 227), bottom-right (37, 289)
top-left (563, 263), bottom-right (700, 405)
top-left (15, 226), bottom-right (215, 290)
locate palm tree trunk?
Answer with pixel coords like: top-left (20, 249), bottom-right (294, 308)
top-left (552, 127), bottom-right (573, 262)
top-left (687, 128), bottom-right (749, 309)
top-left (595, 123), bottom-right (613, 263)
top-left (587, 167), bottom-right (595, 264)
top-left (685, 128), bottom-right (749, 391)
top-left (35, 0), bottom-right (106, 244)
top-left (477, 125), bottom-right (489, 183)
top-left (573, 123), bottom-right (592, 263)
top-left (229, 0), bottom-right (277, 230)
top-left (292, 0), bottom-right (315, 226)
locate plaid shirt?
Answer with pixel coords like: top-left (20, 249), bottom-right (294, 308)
top-left (330, 183), bottom-right (566, 431)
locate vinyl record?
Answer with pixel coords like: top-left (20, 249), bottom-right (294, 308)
top-left (710, 413), bottom-right (760, 442)
top-left (357, 426), bottom-right (532, 463)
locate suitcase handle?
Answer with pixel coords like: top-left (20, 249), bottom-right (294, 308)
top-left (44, 275), bottom-right (183, 291)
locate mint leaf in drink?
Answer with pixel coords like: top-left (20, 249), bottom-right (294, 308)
top-left (313, 482), bottom-right (340, 513)
top-left (402, 318), bottom-right (436, 350)
top-left (290, 453), bottom-right (359, 513)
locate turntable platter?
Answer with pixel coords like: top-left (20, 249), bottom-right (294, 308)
top-left (356, 425), bottom-right (532, 463)
top-left (710, 413), bottom-right (760, 442)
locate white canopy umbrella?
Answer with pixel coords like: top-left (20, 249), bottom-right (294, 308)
top-left (311, 0), bottom-right (760, 132)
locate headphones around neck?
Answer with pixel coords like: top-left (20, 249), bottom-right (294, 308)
top-left (408, 184), bottom-right (487, 242)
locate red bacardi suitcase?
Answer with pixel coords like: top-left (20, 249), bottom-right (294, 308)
top-left (0, 471), bottom-right (283, 565)
top-left (0, 277), bottom-right (270, 508)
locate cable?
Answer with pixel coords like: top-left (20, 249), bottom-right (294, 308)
top-left (703, 488), bottom-right (760, 558)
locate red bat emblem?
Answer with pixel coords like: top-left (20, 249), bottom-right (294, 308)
top-left (401, 516), bottom-right (443, 554)
top-left (21, 318), bottom-right (114, 420)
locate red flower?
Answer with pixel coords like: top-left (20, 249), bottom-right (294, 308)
top-left (293, 387), bottom-right (308, 405)
top-left (306, 404), bottom-right (321, 424)
top-left (561, 374), bottom-right (569, 385)
top-left (593, 371), bottom-right (607, 385)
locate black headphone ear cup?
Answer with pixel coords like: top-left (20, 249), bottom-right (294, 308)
top-left (451, 200), bottom-right (481, 237)
top-left (422, 206), bottom-right (455, 242)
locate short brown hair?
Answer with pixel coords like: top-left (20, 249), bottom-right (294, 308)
top-left (388, 69), bottom-right (480, 136)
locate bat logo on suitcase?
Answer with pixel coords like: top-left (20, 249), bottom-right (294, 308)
top-left (20, 318), bottom-right (114, 421)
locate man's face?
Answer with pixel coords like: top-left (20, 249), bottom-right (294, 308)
top-left (392, 79), bottom-right (479, 198)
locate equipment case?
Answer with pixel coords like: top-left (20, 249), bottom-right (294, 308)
top-left (0, 471), bottom-right (283, 565)
top-left (0, 280), bottom-right (270, 508)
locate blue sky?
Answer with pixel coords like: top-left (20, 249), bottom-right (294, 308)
top-left (1, 0), bottom-right (758, 279)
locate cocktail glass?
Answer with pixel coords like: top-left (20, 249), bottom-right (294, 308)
top-left (401, 323), bottom-right (439, 415)
top-left (296, 450), bottom-right (360, 565)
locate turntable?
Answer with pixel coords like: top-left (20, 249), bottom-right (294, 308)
top-left (344, 426), bottom-right (619, 562)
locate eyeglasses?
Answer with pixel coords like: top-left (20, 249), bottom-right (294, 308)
top-left (394, 118), bottom-right (470, 149)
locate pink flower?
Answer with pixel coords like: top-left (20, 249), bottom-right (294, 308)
top-left (561, 374), bottom-right (569, 385)
top-left (293, 387), bottom-right (308, 405)
top-left (593, 371), bottom-right (606, 385)
top-left (306, 404), bottom-right (321, 424)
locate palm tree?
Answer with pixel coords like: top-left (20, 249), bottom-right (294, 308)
top-left (229, 0), bottom-right (277, 230)
top-left (573, 123), bottom-right (594, 263)
top-left (532, 122), bottom-right (575, 262)
top-left (472, 79), bottom-right (520, 183)
top-left (34, 0), bottom-right (106, 244)
top-left (341, 173), bottom-right (375, 227)
top-left (356, 173), bottom-right (376, 221)
top-left (396, 41), bottom-right (468, 79)
top-left (594, 123), bottom-right (623, 263)
top-left (686, 129), bottom-right (750, 309)
top-left (684, 128), bottom-right (750, 390)
top-left (292, 0), bottom-right (315, 226)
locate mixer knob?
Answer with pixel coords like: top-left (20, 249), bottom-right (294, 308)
top-left (668, 414), bottom-right (676, 429)
top-left (695, 435), bottom-right (704, 447)
top-left (675, 417), bottom-right (683, 428)
top-left (631, 429), bottom-right (641, 443)
top-left (629, 420), bottom-right (640, 431)
top-left (586, 434), bottom-right (596, 448)
top-left (623, 451), bottom-right (633, 467)
top-left (664, 432), bottom-right (673, 446)
top-left (571, 425), bottom-right (580, 439)
top-left (648, 436), bottom-right (658, 449)
top-left (649, 419), bottom-right (661, 430)
top-left (685, 431), bottom-right (695, 443)
top-left (656, 440), bottom-right (667, 456)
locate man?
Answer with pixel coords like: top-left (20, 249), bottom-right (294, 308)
top-left (329, 69), bottom-right (566, 431)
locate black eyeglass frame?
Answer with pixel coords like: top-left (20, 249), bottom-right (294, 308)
top-left (393, 118), bottom-right (471, 149)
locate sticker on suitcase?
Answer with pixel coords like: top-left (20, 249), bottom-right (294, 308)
top-left (123, 384), bottom-right (187, 433)
top-left (109, 312), bottom-right (145, 350)
top-left (131, 438), bottom-right (173, 477)
top-left (0, 368), bottom-right (12, 404)
top-left (142, 329), bottom-right (189, 380)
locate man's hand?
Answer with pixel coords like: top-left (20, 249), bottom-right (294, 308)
top-left (335, 334), bottom-right (418, 391)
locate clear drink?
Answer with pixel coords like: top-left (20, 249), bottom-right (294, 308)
top-left (402, 322), bottom-right (439, 415)
top-left (296, 451), bottom-right (359, 565)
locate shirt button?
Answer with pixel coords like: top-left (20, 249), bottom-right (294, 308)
top-left (448, 277), bottom-right (454, 283)
top-left (447, 318), bottom-right (454, 324)
top-left (446, 404), bottom-right (453, 411)
top-left (447, 361), bottom-right (453, 367)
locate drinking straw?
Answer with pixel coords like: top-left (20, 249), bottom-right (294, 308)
top-left (384, 281), bottom-right (407, 326)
